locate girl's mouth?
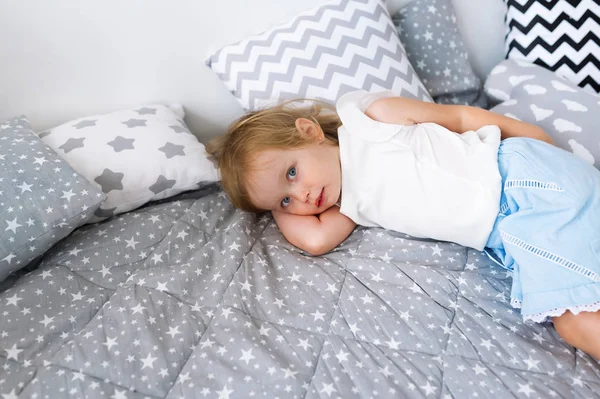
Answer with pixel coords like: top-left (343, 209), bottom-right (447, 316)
top-left (316, 188), bottom-right (324, 207)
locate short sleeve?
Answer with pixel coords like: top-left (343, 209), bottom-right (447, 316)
top-left (336, 90), bottom-right (406, 143)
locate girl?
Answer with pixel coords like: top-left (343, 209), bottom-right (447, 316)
top-left (206, 90), bottom-right (600, 359)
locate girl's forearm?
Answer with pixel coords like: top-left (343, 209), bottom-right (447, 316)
top-left (459, 106), bottom-right (555, 145)
top-left (311, 206), bottom-right (357, 255)
top-left (272, 207), bottom-right (356, 256)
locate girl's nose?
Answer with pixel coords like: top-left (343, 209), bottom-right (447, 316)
top-left (293, 189), bottom-right (310, 203)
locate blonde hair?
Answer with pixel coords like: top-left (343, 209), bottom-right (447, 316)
top-left (206, 99), bottom-right (341, 212)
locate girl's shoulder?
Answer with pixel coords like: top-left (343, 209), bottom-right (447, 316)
top-left (336, 90), bottom-right (414, 143)
top-left (335, 90), bottom-right (397, 116)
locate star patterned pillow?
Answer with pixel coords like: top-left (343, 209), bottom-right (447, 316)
top-left (39, 104), bottom-right (219, 222)
top-left (391, 0), bottom-right (486, 107)
top-left (0, 116), bottom-right (106, 282)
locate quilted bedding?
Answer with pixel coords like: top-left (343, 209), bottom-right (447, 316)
top-left (1, 184), bottom-right (599, 398)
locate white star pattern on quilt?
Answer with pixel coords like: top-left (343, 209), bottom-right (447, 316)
top-left (0, 184), bottom-right (598, 397)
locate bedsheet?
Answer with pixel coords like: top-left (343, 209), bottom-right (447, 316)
top-left (1, 185), bottom-right (599, 398)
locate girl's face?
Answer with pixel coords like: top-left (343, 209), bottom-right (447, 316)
top-left (247, 118), bottom-right (341, 215)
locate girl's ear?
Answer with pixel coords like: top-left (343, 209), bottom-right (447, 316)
top-left (295, 118), bottom-right (322, 141)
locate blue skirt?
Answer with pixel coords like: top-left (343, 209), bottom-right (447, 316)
top-left (485, 138), bottom-right (600, 323)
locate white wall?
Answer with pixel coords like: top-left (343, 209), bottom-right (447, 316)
top-left (0, 0), bottom-right (505, 143)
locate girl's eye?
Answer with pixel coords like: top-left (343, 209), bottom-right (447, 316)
top-left (287, 166), bottom-right (297, 180)
top-left (282, 197), bottom-right (291, 207)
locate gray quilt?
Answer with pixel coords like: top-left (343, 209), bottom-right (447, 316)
top-left (1, 185), bottom-right (599, 398)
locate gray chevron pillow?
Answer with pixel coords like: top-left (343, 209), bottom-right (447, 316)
top-left (205, 0), bottom-right (432, 111)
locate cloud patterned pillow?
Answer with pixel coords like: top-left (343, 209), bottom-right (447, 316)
top-left (486, 59), bottom-right (600, 169)
top-left (40, 105), bottom-right (219, 222)
top-left (0, 116), bottom-right (105, 282)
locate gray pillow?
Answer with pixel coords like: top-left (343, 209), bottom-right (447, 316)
top-left (0, 116), bottom-right (105, 281)
top-left (486, 59), bottom-right (600, 169)
top-left (392, 0), bottom-right (487, 107)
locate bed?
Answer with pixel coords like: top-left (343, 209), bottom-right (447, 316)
top-left (5, 184), bottom-right (600, 398)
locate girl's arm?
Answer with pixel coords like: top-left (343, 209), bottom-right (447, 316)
top-left (272, 206), bottom-right (356, 256)
top-left (365, 97), bottom-right (555, 145)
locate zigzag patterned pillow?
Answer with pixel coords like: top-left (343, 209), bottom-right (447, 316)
top-left (505, 0), bottom-right (600, 94)
top-left (205, 0), bottom-right (432, 111)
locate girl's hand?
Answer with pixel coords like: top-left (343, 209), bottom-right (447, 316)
top-left (272, 206), bottom-right (356, 256)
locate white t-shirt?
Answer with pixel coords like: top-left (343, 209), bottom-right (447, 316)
top-left (336, 90), bottom-right (502, 250)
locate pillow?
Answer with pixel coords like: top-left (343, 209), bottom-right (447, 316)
top-left (40, 104), bottom-right (219, 222)
top-left (205, 0), bottom-right (432, 111)
top-left (0, 116), bottom-right (105, 281)
top-left (485, 59), bottom-right (600, 169)
top-left (504, 0), bottom-right (600, 94)
top-left (391, 0), bottom-right (487, 107)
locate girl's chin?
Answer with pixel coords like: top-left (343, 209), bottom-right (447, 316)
top-left (332, 195), bottom-right (341, 207)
